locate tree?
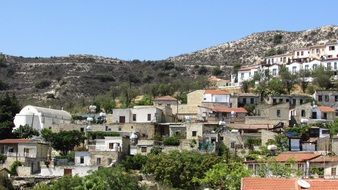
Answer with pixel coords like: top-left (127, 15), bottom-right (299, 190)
top-left (194, 162), bottom-right (250, 190)
top-left (41, 129), bottom-right (85, 156)
top-left (13, 124), bottom-right (39, 138)
top-left (258, 159), bottom-right (300, 178)
top-left (298, 69), bottom-right (311, 93)
top-left (212, 67), bottom-right (223, 76)
top-left (120, 154), bottom-right (148, 171)
top-left (312, 65), bottom-right (333, 90)
top-left (279, 65), bottom-right (296, 94)
top-left (198, 66), bottom-right (208, 75)
top-left (0, 94), bottom-right (21, 139)
top-left (267, 78), bottom-right (285, 95)
top-left (142, 150), bottom-right (221, 189)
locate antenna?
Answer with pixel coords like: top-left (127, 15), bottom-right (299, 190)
top-left (297, 179), bottom-right (310, 189)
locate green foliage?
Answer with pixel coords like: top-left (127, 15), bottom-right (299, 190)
top-left (93, 94), bottom-right (116, 113)
top-left (193, 162), bottom-right (251, 190)
top-left (163, 136), bottom-right (180, 146)
top-left (135, 95), bottom-right (153, 105)
top-left (0, 94), bottom-right (21, 139)
top-left (0, 80), bottom-right (9, 91)
top-left (267, 78), bottom-right (285, 95)
top-left (10, 161), bottom-right (22, 175)
top-left (245, 138), bottom-right (261, 150)
top-left (71, 115), bottom-right (86, 121)
top-left (257, 159), bottom-right (299, 178)
top-left (212, 66), bottom-right (223, 76)
top-left (244, 104), bottom-right (256, 116)
top-left (142, 150), bottom-right (221, 189)
top-left (34, 167), bottom-right (142, 190)
top-left (0, 154), bottom-right (6, 164)
top-left (324, 120), bottom-right (338, 137)
top-left (34, 80), bottom-right (51, 89)
top-left (272, 34), bottom-right (283, 45)
top-left (87, 131), bottom-right (119, 140)
top-left (150, 146), bottom-right (162, 155)
top-left (310, 167), bottom-right (324, 176)
top-left (312, 65), bottom-right (333, 90)
top-left (279, 65), bottom-right (296, 94)
top-left (175, 91), bottom-right (187, 104)
top-left (241, 80), bottom-right (254, 93)
top-left (273, 134), bottom-right (289, 152)
top-left (41, 129), bottom-right (85, 155)
top-left (12, 124), bottom-right (39, 138)
top-left (121, 154), bottom-right (148, 171)
top-left (286, 124), bottom-right (310, 137)
top-left (198, 66), bottom-right (208, 75)
top-left (0, 173), bottom-right (14, 190)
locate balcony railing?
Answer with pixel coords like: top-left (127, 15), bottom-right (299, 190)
top-left (5, 152), bottom-right (35, 158)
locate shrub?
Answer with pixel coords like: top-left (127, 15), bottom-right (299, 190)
top-left (10, 161), bottom-right (22, 175)
top-left (0, 154), bottom-right (6, 164)
top-left (272, 34), bottom-right (283, 45)
top-left (35, 80), bottom-right (51, 89)
top-left (163, 136), bottom-right (180, 146)
top-left (121, 154), bottom-right (148, 171)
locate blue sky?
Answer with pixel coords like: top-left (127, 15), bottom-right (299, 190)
top-left (1, 0), bottom-right (338, 60)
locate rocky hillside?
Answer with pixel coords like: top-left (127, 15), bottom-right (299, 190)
top-left (168, 25), bottom-right (338, 66)
top-left (1, 25), bottom-right (338, 108)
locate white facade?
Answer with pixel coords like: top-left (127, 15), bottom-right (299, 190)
top-left (90, 136), bottom-right (123, 152)
top-left (237, 65), bottom-right (261, 84)
top-left (13, 105), bottom-right (72, 131)
top-left (75, 151), bottom-right (91, 166)
top-left (286, 62), bottom-right (302, 74)
top-left (266, 64), bottom-right (280, 77)
top-left (265, 53), bottom-right (292, 65)
top-left (303, 60), bottom-right (321, 71)
top-left (111, 106), bottom-right (163, 123)
top-left (293, 48), bottom-right (310, 59)
top-left (203, 92), bottom-right (230, 103)
top-left (325, 42), bottom-right (338, 59)
top-left (322, 59), bottom-right (338, 71)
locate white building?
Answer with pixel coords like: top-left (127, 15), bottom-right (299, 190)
top-left (111, 106), bottom-right (163, 123)
top-left (293, 47), bottom-right (310, 62)
top-left (265, 53), bottom-right (292, 65)
top-left (302, 60), bottom-right (321, 71)
top-left (265, 64), bottom-right (280, 77)
top-left (324, 41), bottom-right (338, 59)
top-left (286, 62), bottom-right (303, 74)
top-left (13, 105), bottom-right (72, 131)
top-left (203, 90), bottom-right (230, 103)
top-left (322, 58), bottom-right (338, 72)
top-left (237, 65), bottom-right (261, 84)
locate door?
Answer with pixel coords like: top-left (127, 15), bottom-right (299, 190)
top-left (119, 116), bottom-right (125, 123)
top-left (312, 112), bottom-right (317, 119)
top-left (64, 168), bottom-right (72, 176)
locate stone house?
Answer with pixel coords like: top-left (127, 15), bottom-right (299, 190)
top-left (264, 94), bottom-right (312, 107)
top-left (236, 93), bottom-right (260, 107)
top-left (311, 105), bottom-right (336, 121)
top-left (111, 106), bottom-right (164, 123)
top-left (0, 139), bottom-right (49, 174)
top-left (153, 95), bottom-right (178, 107)
top-left (197, 105), bottom-right (247, 123)
top-left (314, 90), bottom-right (338, 109)
top-left (249, 103), bottom-right (290, 127)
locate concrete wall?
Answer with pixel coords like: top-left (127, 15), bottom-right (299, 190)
top-left (111, 109), bottom-right (131, 123)
top-left (40, 166), bottom-right (98, 177)
top-left (75, 151), bottom-right (91, 166)
top-left (186, 123), bottom-right (203, 140)
top-left (187, 90), bottom-right (204, 105)
top-left (17, 166), bottom-right (31, 177)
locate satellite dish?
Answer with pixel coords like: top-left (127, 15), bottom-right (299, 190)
top-left (87, 117), bottom-right (94, 122)
top-left (297, 179), bottom-right (310, 189)
top-left (267, 145), bottom-right (277, 150)
top-left (86, 125), bottom-right (92, 131)
top-left (130, 132), bottom-right (138, 140)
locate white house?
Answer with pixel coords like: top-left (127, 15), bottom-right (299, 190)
top-left (322, 58), bottom-right (338, 71)
top-left (302, 60), bottom-right (321, 71)
top-left (237, 65), bottom-right (261, 84)
top-left (309, 44), bottom-right (326, 59)
top-left (324, 41), bottom-right (338, 59)
top-left (286, 62), bottom-right (303, 74)
top-left (265, 53), bottom-right (292, 65)
top-left (203, 90), bottom-right (230, 103)
top-left (111, 106), bottom-right (163, 123)
top-left (13, 105), bottom-right (72, 131)
top-left (293, 47), bottom-right (310, 61)
top-left (266, 64), bottom-right (280, 77)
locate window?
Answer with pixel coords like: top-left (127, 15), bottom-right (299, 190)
top-left (147, 114), bottom-right (151, 121)
top-left (332, 167), bottom-right (336, 176)
top-left (192, 131), bottom-right (197, 137)
top-left (328, 55), bottom-right (333, 58)
top-left (250, 98), bottom-right (254, 104)
top-left (335, 62), bottom-right (337, 70)
top-left (300, 99), bottom-right (303, 105)
top-left (329, 46), bottom-right (335, 51)
top-left (279, 98), bottom-right (283, 103)
top-left (133, 114), bottom-right (136, 121)
top-left (323, 113), bottom-right (328, 119)
top-left (327, 62), bottom-right (332, 70)
top-left (272, 69), bottom-right (277, 76)
top-left (297, 52), bottom-right (300, 56)
top-left (301, 110), bottom-right (306, 117)
top-left (305, 65), bottom-right (309, 70)
top-left (243, 98), bottom-right (247, 104)
top-left (97, 157), bottom-right (101, 165)
top-left (109, 143), bottom-right (114, 149)
top-left (325, 95), bottom-right (329, 102)
top-left (141, 147), bottom-right (147, 153)
top-left (241, 73), bottom-right (244, 79)
top-left (119, 116), bottom-right (125, 123)
top-left (80, 128), bottom-right (84, 132)
top-left (335, 95), bottom-right (338, 102)
top-left (318, 95), bottom-right (323, 102)
top-left (301, 51), bottom-right (304, 56)
top-left (273, 99), bottom-right (277, 105)
top-left (313, 64), bottom-right (317, 69)
top-left (80, 156), bottom-right (84, 164)
top-left (277, 110), bottom-right (281, 117)
top-left (231, 142), bottom-right (235, 148)
top-left (292, 66), bottom-right (297, 73)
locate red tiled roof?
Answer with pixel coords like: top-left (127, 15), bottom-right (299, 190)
top-left (212, 105), bottom-right (247, 113)
top-left (0, 139), bottom-right (34, 144)
top-left (154, 95), bottom-right (177, 101)
top-left (241, 178), bottom-right (299, 190)
top-left (241, 177), bottom-right (338, 190)
top-left (318, 106), bottom-right (335, 113)
top-left (310, 156), bottom-right (338, 163)
top-left (275, 152), bottom-right (320, 162)
top-left (204, 89), bottom-right (229, 95)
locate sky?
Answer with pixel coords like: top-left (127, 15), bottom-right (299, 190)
top-left (1, 0), bottom-right (338, 61)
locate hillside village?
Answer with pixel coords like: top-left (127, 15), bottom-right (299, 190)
top-left (3, 40), bottom-right (338, 189)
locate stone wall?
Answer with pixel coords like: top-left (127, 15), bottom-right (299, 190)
top-left (260, 130), bottom-right (277, 145)
top-left (40, 166), bottom-right (98, 177)
top-left (17, 166), bottom-right (31, 176)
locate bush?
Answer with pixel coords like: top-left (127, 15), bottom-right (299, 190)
top-left (121, 154), bottom-right (148, 171)
top-left (87, 131), bottom-right (119, 139)
top-left (10, 161), bottom-right (22, 175)
top-left (0, 154), bottom-right (6, 164)
top-left (272, 34), bottom-right (283, 45)
top-left (35, 80), bottom-right (51, 89)
top-left (163, 136), bottom-right (180, 146)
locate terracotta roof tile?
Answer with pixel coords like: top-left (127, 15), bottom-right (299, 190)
top-left (212, 105), bottom-right (247, 113)
top-left (242, 178), bottom-right (338, 190)
top-left (204, 89), bottom-right (229, 95)
top-left (310, 155), bottom-right (338, 163)
top-left (318, 106), bottom-right (335, 113)
top-left (0, 139), bottom-right (34, 144)
top-left (154, 95), bottom-right (177, 101)
top-left (275, 152), bottom-right (320, 162)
